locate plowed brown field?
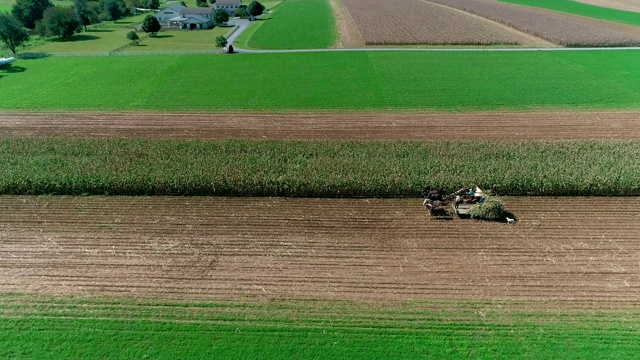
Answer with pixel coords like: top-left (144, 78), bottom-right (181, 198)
top-left (2, 111), bottom-right (640, 140)
top-left (1, 196), bottom-right (639, 301)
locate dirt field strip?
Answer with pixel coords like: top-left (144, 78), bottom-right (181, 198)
top-left (331, 0), bottom-right (365, 47)
top-left (2, 111), bottom-right (640, 140)
top-left (1, 196), bottom-right (639, 302)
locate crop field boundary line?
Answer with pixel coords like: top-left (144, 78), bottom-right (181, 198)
top-left (233, 46), bottom-right (640, 53)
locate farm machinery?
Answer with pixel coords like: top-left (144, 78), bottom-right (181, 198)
top-left (422, 186), bottom-right (486, 219)
top-left (0, 57), bottom-right (15, 66)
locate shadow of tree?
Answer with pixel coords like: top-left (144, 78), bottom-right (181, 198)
top-left (52, 35), bottom-right (100, 42)
top-left (16, 53), bottom-right (52, 59)
top-left (152, 34), bottom-right (174, 38)
top-left (86, 29), bottom-right (115, 33)
top-left (0, 65), bottom-right (26, 73)
top-left (0, 65), bottom-right (27, 80)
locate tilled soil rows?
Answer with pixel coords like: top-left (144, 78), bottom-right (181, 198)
top-left (1, 196), bottom-right (639, 302)
top-left (2, 111), bottom-right (640, 140)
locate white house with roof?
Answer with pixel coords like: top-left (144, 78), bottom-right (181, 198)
top-left (214, 0), bottom-right (243, 15)
top-left (155, 5), bottom-right (186, 26)
top-left (156, 5), bottom-right (216, 29)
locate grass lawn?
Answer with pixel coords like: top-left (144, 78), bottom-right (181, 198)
top-left (2, 50), bottom-right (640, 111)
top-left (243, 0), bottom-right (336, 49)
top-left (2, 295), bottom-right (640, 359)
top-left (0, 0), bottom-right (12, 12)
top-left (500, 0), bottom-right (640, 26)
top-left (15, 10), bottom-right (230, 54)
top-left (22, 28), bottom-right (133, 53)
top-left (16, 11), bottom-right (158, 54)
top-left (126, 28), bottom-right (230, 52)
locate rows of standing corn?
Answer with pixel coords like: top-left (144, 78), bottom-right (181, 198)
top-left (429, 0), bottom-right (640, 47)
top-left (0, 138), bottom-right (638, 197)
top-left (340, 0), bottom-right (522, 45)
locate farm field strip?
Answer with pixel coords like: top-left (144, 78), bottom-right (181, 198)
top-left (4, 51), bottom-right (640, 111)
top-left (2, 294), bottom-right (640, 359)
top-left (2, 138), bottom-right (640, 197)
top-left (2, 111), bottom-right (640, 140)
top-left (502, 0), bottom-right (640, 24)
top-left (243, 0), bottom-right (336, 49)
top-left (428, 0), bottom-right (640, 46)
top-left (1, 196), bottom-right (640, 301)
top-left (340, 0), bottom-right (527, 45)
top-left (576, 0), bottom-right (640, 13)
top-left (330, 0), bottom-right (364, 47)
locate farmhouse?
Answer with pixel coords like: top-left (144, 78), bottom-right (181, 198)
top-left (155, 5), bottom-right (186, 26)
top-left (214, 0), bottom-right (243, 15)
top-left (156, 5), bottom-right (215, 29)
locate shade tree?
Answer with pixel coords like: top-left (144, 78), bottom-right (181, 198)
top-left (141, 14), bottom-right (160, 36)
top-left (0, 13), bottom-right (30, 54)
top-left (11, 0), bottom-right (53, 28)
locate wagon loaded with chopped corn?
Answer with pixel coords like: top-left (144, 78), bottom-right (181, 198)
top-left (422, 186), bottom-right (488, 218)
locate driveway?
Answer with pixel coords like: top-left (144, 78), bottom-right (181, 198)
top-left (225, 19), bottom-right (252, 46)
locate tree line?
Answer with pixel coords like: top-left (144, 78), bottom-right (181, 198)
top-left (1, 0), bottom-right (266, 55)
top-left (1, 0), bottom-right (162, 54)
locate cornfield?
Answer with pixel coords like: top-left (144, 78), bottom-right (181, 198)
top-left (429, 0), bottom-right (640, 47)
top-left (1, 138), bottom-right (639, 197)
top-left (340, 0), bottom-right (522, 45)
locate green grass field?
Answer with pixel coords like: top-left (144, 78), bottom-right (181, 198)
top-left (0, 0), bottom-right (12, 12)
top-left (244, 0), bottom-right (336, 49)
top-left (1, 138), bottom-right (639, 197)
top-left (500, 0), bottom-right (640, 26)
top-left (2, 50), bottom-right (640, 111)
top-left (22, 28), bottom-right (134, 53)
top-left (126, 28), bottom-right (230, 52)
top-left (1, 294), bottom-right (639, 359)
top-left (14, 11), bottom-right (158, 54)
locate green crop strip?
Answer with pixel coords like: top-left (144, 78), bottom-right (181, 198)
top-left (3, 50), bottom-right (640, 111)
top-left (1, 138), bottom-right (639, 197)
top-left (245, 0), bottom-right (336, 49)
top-left (1, 294), bottom-right (639, 359)
top-left (500, 0), bottom-right (640, 26)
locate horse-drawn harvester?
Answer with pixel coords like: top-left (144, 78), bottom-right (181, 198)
top-left (422, 187), bottom-right (486, 219)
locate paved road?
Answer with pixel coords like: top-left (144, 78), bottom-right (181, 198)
top-left (226, 19), bottom-right (252, 46)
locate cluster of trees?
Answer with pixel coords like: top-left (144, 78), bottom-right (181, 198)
top-left (1, 0), bottom-right (267, 54)
top-left (201, 1), bottom-right (265, 25)
top-left (236, 1), bottom-right (264, 20)
top-left (0, 0), bottom-right (165, 52)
